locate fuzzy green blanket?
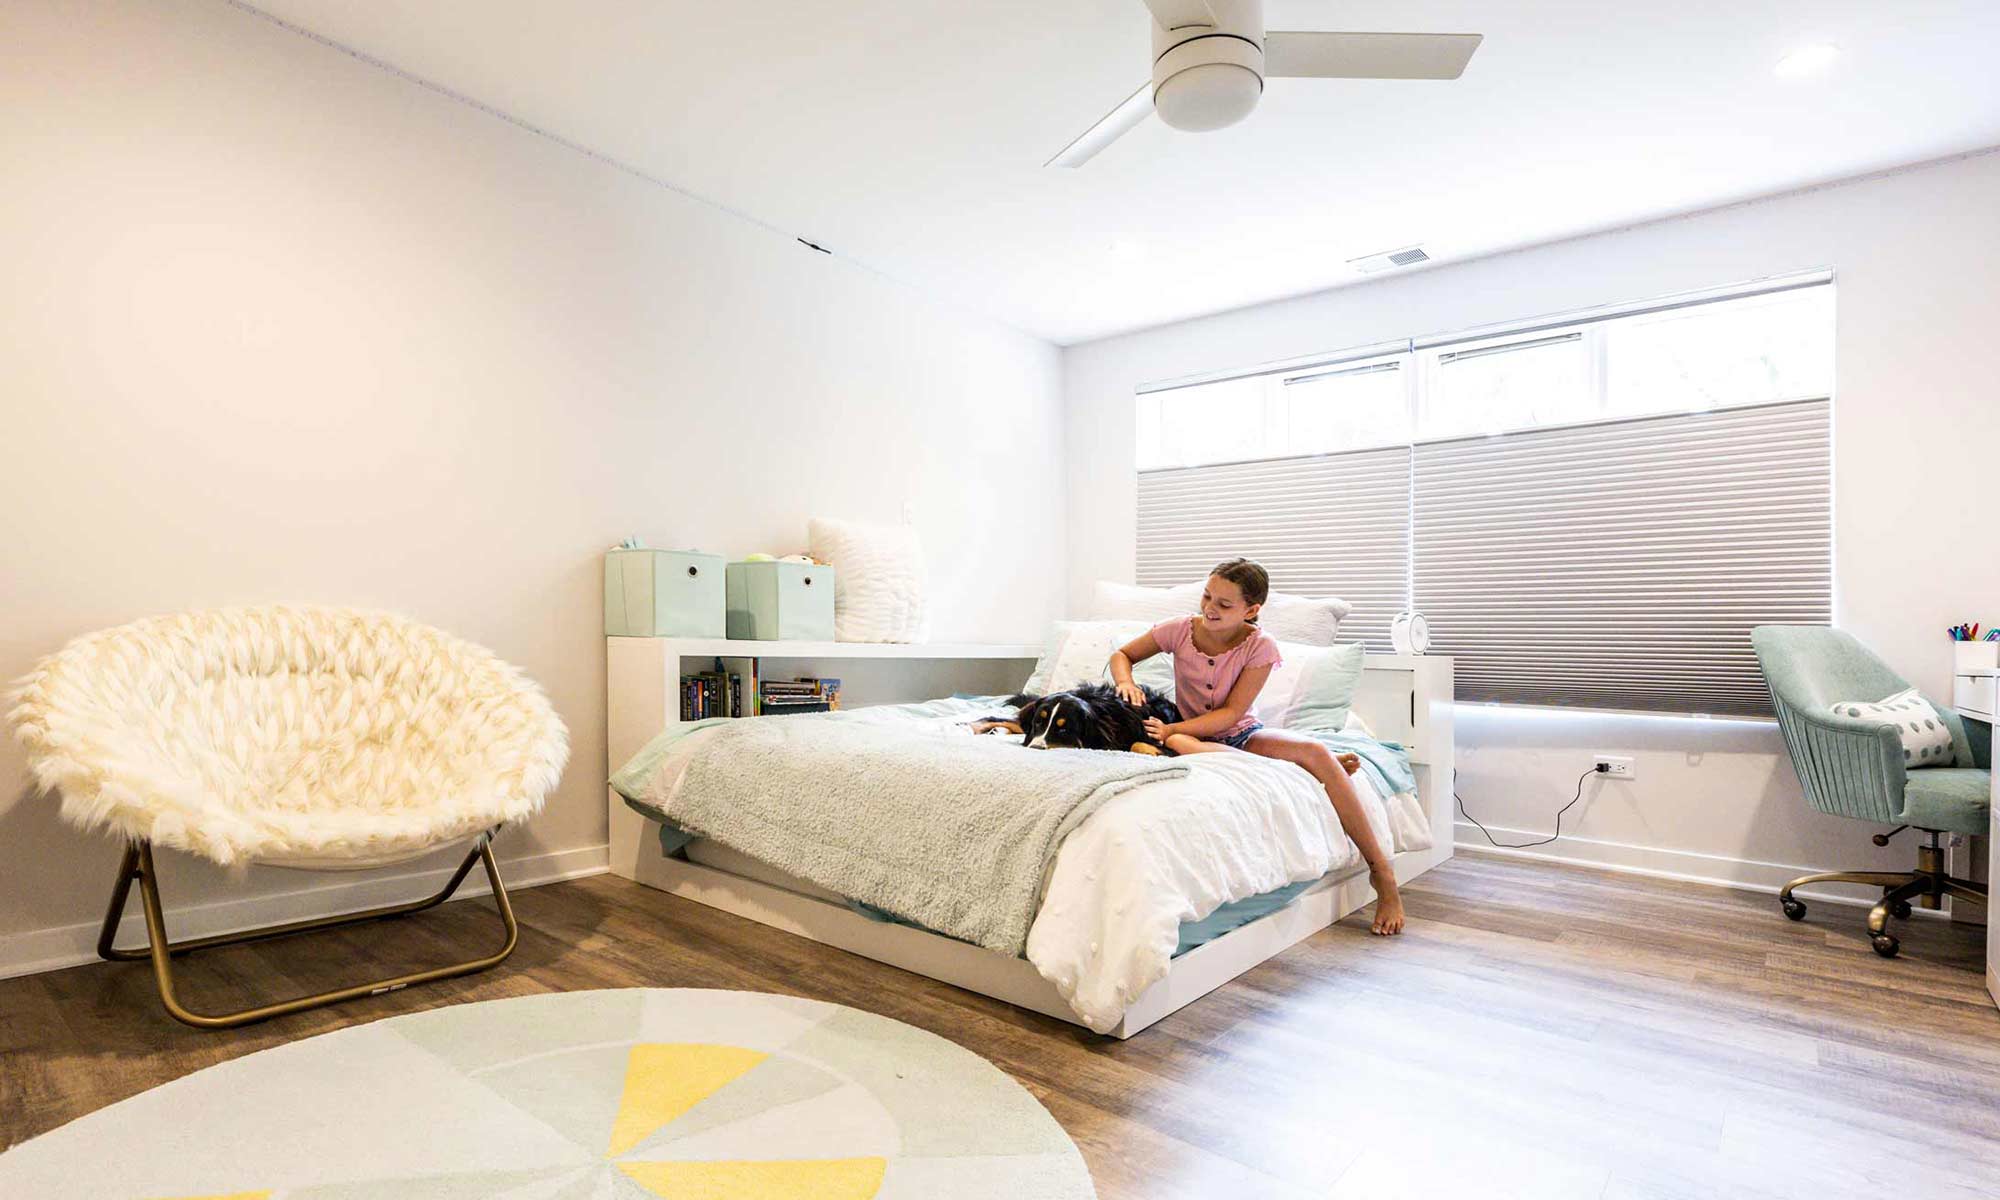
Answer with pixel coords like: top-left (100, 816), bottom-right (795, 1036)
top-left (612, 715), bottom-right (1187, 956)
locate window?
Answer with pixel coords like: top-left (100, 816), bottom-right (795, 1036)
top-left (1604, 285), bottom-right (1833, 416)
top-left (1136, 376), bottom-right (1278, 470)
top-left (1281, 359), bottom-right (1410, 455)
top-left (1132, 276), bottom-right (1834, 715)
top-left (1421, 331), bottom-right (1591, 439)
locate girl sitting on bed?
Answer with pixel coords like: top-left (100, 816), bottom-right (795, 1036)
top-left (1108, 558), bottom-right (1406, 936)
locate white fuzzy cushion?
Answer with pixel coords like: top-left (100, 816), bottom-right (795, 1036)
top-left (1087, 578), bottom-right (1352, 645)
top-left (7, 606), bottom-right (569, 868)
top-left (808, 517), bottom-right (929, 643)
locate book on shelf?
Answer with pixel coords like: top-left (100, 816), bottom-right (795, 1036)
top-left (758, 675), bottom-right (842, 712)
top-left (681, 669), bottom-right (842, 719)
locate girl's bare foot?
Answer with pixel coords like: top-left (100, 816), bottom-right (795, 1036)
top-left (1369, 866), bottom-right (1406, 936)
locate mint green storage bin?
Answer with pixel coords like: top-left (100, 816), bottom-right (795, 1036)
top-left (604, 549), bottom-right (725, 637)
top-left (726, 561), bottom-right (835, 641)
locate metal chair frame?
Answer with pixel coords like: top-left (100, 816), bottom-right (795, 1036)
top-left (95, 831), bottom-right (518, 1029)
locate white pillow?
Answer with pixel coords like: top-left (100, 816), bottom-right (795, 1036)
top-left (1257, 594), bottom-right (1353, 646)
top-left (1253, 641), bottom-right (1366, 733)
top-left (1087, 578), bottom-right (1352, 646)
top-left (1831, 687), bottom-right (1954, 769)
top-left (808, 517), bottom-right (928, 643)
top-left (1020, 619), bottom-right (1177, 698)
top-left (1089, 580), bottom-right (1202, 625)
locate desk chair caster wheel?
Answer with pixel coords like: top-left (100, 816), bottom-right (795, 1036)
top-left (1889, 899), bottom-right (1913, 921)
top-left (1871, 933), bottom-right (1900, 958)
top-left (1780, 896), bottom-right (1806, 921)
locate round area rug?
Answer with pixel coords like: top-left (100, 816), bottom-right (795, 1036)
top-left (0, 988), bottom-right (1095, 1199)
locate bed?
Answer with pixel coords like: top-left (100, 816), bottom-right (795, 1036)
top-left (604, 638), bottom-right (1454, 1038)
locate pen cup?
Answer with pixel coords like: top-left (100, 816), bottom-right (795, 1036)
top-left (1953, 642), bottom-right (2000, 672)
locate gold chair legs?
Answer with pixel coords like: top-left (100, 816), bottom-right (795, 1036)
top-left (1778, 833), bottom-right (1987, 959)
top-left (97, 834), bottom-right (519, 1029)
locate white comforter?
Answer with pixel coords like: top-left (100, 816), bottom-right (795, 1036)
top-left (636, 699), bottom-right (1408, 1033)
top-left (1031, 749), bottom-right (1396, 1030)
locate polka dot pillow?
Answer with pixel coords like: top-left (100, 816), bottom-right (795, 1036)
top-left (1832, 687), bottom-right (1954, 769)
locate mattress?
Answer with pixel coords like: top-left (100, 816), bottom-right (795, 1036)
top-left (680, 835), bottom-right (1345, 958)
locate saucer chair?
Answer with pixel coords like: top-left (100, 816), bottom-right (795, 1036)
top-left (9, 606), bottom-right (568, 1028)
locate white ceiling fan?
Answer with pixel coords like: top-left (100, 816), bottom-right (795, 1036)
top-left (1048, 0), bottom-right (1482, 167)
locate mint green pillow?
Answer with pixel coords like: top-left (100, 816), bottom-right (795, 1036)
top-left (1253, 641), bottom-right (1366, 732)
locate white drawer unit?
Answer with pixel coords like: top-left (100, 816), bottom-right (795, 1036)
top-left (1954, 670), bottom-right (1997, 721)
top-left (1990, 800), bottom-right (1999, 1009)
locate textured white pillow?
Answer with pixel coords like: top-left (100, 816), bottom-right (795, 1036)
top-left (1831, 687), bottom-right (1954, 769)
top-left (1022, 620), bottom-right (1150, 696)
top-left (807, 517), bottom-right (929, 643)
top-left (1088, 578), bottom-right (1352, 646)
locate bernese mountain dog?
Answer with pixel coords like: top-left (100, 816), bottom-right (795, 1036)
top-left (975, 682), bottom-right (1367, 775)
top-left (975, 681), bottom-right (1182, 755)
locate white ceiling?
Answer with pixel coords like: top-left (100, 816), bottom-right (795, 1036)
top-left (246, 1), bottom-right (2000, 344)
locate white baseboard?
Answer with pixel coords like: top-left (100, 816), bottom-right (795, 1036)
top-left (0, 843), bottom-right (609, 982)
top-left (1451, 820), bottom-right (1957, 916)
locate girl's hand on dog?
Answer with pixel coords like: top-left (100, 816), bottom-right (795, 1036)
top-left (1115, 681), bottom-right (1145, 707)
top-left (1142, 716), bottom-right (1173, 742)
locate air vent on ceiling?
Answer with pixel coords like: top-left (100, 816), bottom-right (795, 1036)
top-left (1348, 245), bottom-right (1431, 274)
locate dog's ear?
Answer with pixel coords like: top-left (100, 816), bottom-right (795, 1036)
top-left (1013, 695), bottom-right (1045, 734)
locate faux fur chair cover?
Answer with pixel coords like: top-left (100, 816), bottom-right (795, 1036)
top-left (9, 607), bottom-right (568, 869)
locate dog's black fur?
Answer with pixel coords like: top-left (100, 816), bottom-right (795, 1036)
top-left (998, 681), bottom-right (1182, 753)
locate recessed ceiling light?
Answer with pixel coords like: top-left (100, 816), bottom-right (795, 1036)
top-left (1774, 44), bottom-right (1840, 79)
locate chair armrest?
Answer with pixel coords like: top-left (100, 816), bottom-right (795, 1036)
top-left (1775, 703), bottom-right (1907, 824)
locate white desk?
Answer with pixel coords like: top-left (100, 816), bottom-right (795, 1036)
top-left (1952, 668), bottom-right (2000, 1007)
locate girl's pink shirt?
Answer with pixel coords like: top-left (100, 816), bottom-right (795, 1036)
top-left (1148, 616), bottom-right (1282, 738)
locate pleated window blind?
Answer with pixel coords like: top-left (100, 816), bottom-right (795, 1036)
top-left (1136, 445), bottom-right (1411, 650)
top-left (1132, 276), bottom-right (1833, 715)
top-left (1411, 399), bottom-right (1829, 715)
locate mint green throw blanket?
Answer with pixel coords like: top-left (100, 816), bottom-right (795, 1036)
top-left (611, 715), bottom-right (1187, 956)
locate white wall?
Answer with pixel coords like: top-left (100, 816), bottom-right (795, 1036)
top-left (1065, 149), bottom-right (2000, 894)
top-left (0, 0), bottom-right (1063, 974)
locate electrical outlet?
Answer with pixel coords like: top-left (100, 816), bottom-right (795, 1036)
top-left (1593, 754), bottom-right (1636, 780)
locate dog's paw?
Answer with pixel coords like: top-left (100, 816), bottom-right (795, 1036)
top-left (1129, 741), bottom-right (1163, 756)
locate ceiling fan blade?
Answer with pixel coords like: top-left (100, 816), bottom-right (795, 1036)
top-left (1045, 82), bottom-right (1154, 169)
top-left (1264, 31), bottom-right (1483, 80)
top-left (1141, 0), bottom-right (1217, 31)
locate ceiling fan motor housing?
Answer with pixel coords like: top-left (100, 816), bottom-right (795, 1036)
top-left (1151, 0), bottom-right (1265, 132)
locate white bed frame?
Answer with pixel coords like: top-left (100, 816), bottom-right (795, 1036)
top-left (605, 636), bottom-right (1454, 1038)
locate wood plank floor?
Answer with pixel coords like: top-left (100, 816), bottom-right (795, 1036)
top-left (3, 852), bottom-right (1997, 1198)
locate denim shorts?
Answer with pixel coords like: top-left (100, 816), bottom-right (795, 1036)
top-left (1214, 723), bottom-right (1264, 750)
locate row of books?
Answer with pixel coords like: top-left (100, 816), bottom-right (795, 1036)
top-left (679, 669), bottom-right (743, 721)
top-left (759, 676), bottom-right (842, 714)
top-left (678, 659), bottom-right (843, 721)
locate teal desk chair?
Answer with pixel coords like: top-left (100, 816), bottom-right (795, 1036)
top-left (1752, 626), bottom-right (1990, 957)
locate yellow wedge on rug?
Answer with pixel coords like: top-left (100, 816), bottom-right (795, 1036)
top-left (608, 1043), bottom-right (770, 1156)
top-left (619, 1157), bottom-right (888, 1200)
